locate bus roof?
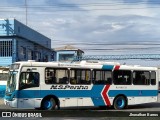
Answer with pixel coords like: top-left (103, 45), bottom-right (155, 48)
top-left (13, 60), bottom-right (157, 71)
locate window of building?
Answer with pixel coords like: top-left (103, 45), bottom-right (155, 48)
top-left (31, 51), bottom-right (34, 60)
top-left (70, 69), bottom-right (91, 84)
top-left (45, 68), bottom-right (69, 84)
top-left (20, 46), bottom-right (26, 59)
top-left (23, 47), bottom-right (26, 59)
top-left (19, 72), bottom-right (39, 89)
top-left (151, 71), bottom-right (156, 85)
top-left (113, 70), bottom-right (131, 85)
top-left (28, 49), bottom-right (32, 60)
top-left (59, 54), bottom-right (74, 61)
top-left (133, 71), bottom-right (150, 85)
top-left (0, 40), bottom-right (12, 57)
top-left (92, 70), bottom-right (112, 85)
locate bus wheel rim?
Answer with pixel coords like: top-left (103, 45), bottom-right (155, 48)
top-left (44, 100), bottom-right (52, 109)
top-left (117, 98), bottom-right (125, 108)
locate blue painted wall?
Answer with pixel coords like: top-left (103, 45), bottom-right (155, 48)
top-left (14, 19), bottom-right (51, 49)
top-left (0, 19), bottom-right (14, 36)
top-left (0, 18), bottom-right (52, 66)
top-left (0, 57), bottom-right (12, 66)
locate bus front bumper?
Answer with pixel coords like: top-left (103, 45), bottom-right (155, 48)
top-left (4, 98), bottom-right (17, 108)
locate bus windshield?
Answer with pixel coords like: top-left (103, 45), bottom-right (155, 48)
top-left (6, 71), bottom-right (17, 93)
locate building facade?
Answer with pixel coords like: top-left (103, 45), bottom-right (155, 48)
top-left (0, 18), bottom-right (52, 66)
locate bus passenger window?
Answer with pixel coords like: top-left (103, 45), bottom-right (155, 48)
top-left (92, 70), bottom-right (112, 85)
top-left (151, 71), bottom-right (156, 85)
top-left (56, 69), bottom-right (69, 84)
top-left (133, 71), bottom-right (150, 85)
top-left (113, 70), bottom-right (131, 85)
top-left (70, 69), bottom-right (91, 85)
top-left (45, 68), bottom-right (56, 84)
top-left (45, 68), bottom-right (68, 84)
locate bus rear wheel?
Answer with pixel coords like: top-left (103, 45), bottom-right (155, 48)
top-left (113, 96), bottom-right (127, 110)
top-left (41, 98), bottom-right (56, 110)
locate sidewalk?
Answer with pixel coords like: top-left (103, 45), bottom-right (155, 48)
top-left (0, 98), bottom-right (4, 105)
top-left (0, 98), bottom-right (11, 109)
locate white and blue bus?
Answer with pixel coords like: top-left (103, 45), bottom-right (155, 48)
top-left (4, 60), bottom-right (159, 110)
top-left (0, 67), bottom-right (9, 98)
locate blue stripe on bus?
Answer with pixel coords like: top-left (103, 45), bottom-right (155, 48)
top-left (16, 85), bottom-right (104, 98)
top-left (0, 85), bottom-right (6, 98)
top-left (5, 85), bottom-right (158, 106)
top-left (15, 85), bottom-right (106, 106)
top-left (17, 87), bottom-right (103, 96)
top-left (108, 90), bottom-right (158, 97)
top-left (15, 90), bottom-right (158, 99)
top-left (90, 85), bottom-right (105, 106)
top-left (102, 65), bottom-right (114, 70)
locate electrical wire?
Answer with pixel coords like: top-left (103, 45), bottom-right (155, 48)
top-left (0, 0), bottom-right (160, 51)
top-left (0, 1), bottom-right (160, 12)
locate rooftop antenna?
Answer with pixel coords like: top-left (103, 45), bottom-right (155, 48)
top-left (25, 0), bottom-right (28, 25)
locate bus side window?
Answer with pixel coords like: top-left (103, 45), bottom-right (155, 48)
top-left (113, 70), bottom-right (131, 85)
top-left (45, 68), bottom-right (68, 84)
top-left (45, 68), bottom-right (56, 84)
top-left (70, 78), bottom-right (76, 84)
top-left (70, 69), bottom-right (76, 84)
top-left (151, 71), bottom-right (156, 85)
top-left (56, 69), bottom-right (68, 84)
top-left (70, 69), bottom-right (91, 85)
top-left (92, 70), bottom-right (112, 85)
top-left (133, 71), bottom-right (150, 85)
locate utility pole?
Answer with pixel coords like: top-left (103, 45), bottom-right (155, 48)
top-left (25, 0), bottom-right (28, 25)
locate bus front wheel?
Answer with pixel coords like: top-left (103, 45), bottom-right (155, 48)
top-left (113, 96), bottom-right (127, 110)
top-left (41, 98), bottom-right (56, 110)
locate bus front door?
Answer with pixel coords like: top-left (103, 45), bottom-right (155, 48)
top-left (18, 72), bottom-right (40, 109)
top-left (18, 87), bottom-right (40, 108)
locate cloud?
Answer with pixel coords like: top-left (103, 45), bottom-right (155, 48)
top-left (0, 0), bottom-right (160, 55)
top-left (122, 0), bottom-right (147, 3)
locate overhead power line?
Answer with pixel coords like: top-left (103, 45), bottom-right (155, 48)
top-left (0, 6), bottom-right (160, 13)
top-left (0, 1), bottom-right (160, 8)
top-left (0, 1), bottom-right (160, 12)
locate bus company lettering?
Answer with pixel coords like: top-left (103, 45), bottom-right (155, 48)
top-left (50, 85), bottom-right (88, 90)
top-left (58, 63), bottom-right (80, 67)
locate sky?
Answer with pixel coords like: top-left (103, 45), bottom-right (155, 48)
top-left (0, 0), bottom-right (160, 56)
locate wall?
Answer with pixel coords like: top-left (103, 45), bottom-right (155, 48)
top-left (0, 19), bottom-right (14, 36)
top-left (14, 19), bottom-right (51, 49)
top-left (0, 38), bottom-right (13, 66)
top-left (0, 18), bottom-right (52, 66)
top-left (0, 57), bottom-right (12, 66)
top-left (17, 37), bottom-right (51, 62)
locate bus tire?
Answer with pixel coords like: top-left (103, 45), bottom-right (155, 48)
top-left (41, 97), bottom-right (56, 110)
top-left (113, 96), bottom-right (127, 110)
